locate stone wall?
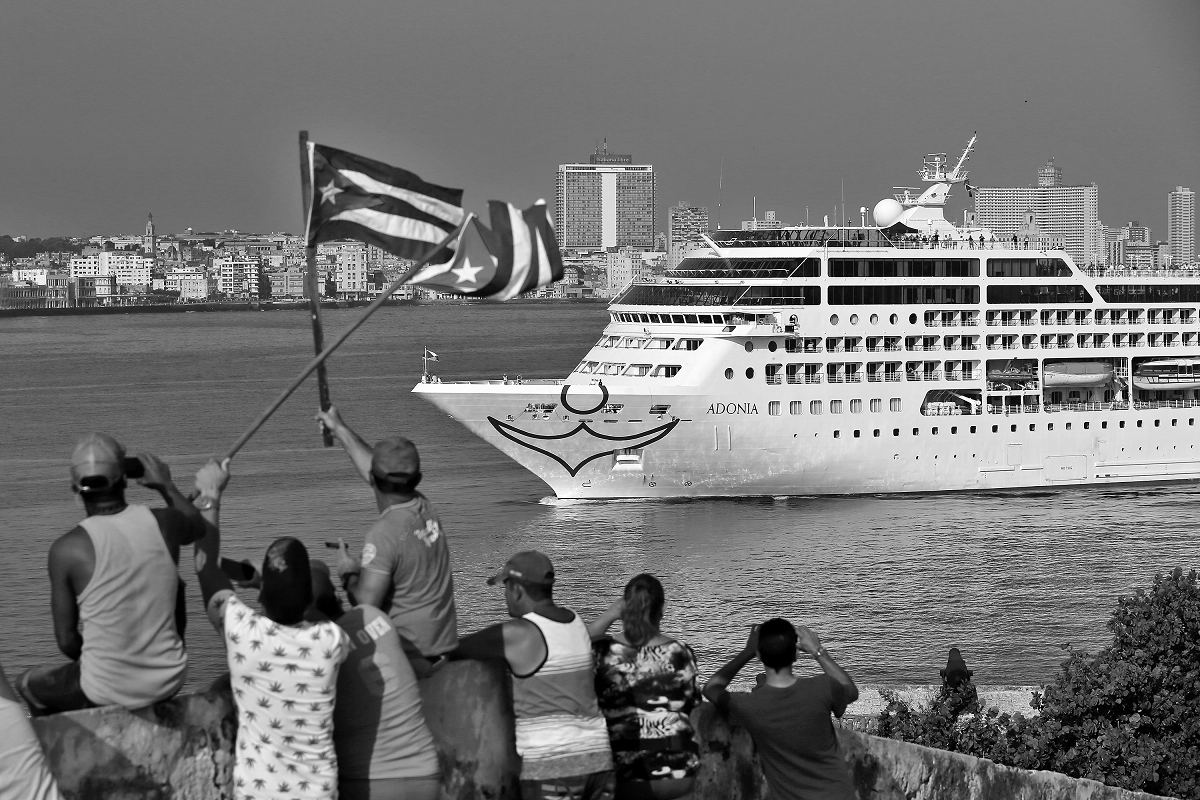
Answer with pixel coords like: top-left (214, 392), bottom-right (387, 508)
top-left (31, 664), bottom-right (1171, 800)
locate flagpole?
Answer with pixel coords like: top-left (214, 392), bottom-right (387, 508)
top-left (222, 220), bottom-right (466, 461)
top-left (299, 130), bottom-right (335, 447)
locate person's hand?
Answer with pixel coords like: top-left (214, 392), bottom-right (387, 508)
top-left (194, 458), bottom-right (231, 500)
top-left (316, 405), bottom-right (345, 439)
top-left (336, 538), bottom-right (358, 578)
top-left (796, 625), bottom-right (822, 657)
top-left (137, 453), bottom-right (173, 490)
top-left (744, 624), bottom-right (761, 655)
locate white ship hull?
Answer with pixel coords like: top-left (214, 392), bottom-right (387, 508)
top-left (413, 379), bottom-right (1200, 499)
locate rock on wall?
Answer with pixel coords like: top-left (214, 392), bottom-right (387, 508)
top-left (32, 668), bottom-right (1172, 800)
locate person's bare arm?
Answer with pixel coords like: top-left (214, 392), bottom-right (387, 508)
top-left (796, 626), bottom-right (859, 708)
top-left (138, 453), bottom-right (206, 549)
top-left (703, 625), bottom-right (759, 705)
top-left (192, 460), bottom-right (233, 629)
top-left (448, 618), bottom-right (547, 677)
top-left (587, 597), bottom-right (624, 641)
top-left (48, 529), bottom-right (91, 660)
top-left (317, 406), bottom-right (374, 484)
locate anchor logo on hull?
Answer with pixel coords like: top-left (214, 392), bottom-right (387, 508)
top-left (487, 384), bottom-right (679, 477)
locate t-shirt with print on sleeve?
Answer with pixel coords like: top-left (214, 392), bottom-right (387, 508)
top-left (359, 493), bottom-right (457, 657)
top-left (208, 590), bottom-right (350, 800)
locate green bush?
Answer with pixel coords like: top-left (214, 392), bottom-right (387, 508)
top-left (874, 568), bottom-right (1200, 799)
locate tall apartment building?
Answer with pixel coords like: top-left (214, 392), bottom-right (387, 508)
top-left (555, 144), bottom-right (655, 250)
top-left (974, 158), bottom-right (1103, 265)
top-left (214, 257), bottom-right (259, 298)
top-left (1168, 186), bottom-right (1195, 266)
top-left (741, 210), bottom-right (783, 231)
top-left (317, 241), bottom-right (369, 298)
top-left (667, 202), bottom-right (709, 270)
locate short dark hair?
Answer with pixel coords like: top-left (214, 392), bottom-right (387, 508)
top-left (371, 470), bottom-right (422, 495)
top-left (259, 537), bottom-right (313, 625)
top-left (758, 617), bottom-right (798, 669)
top-left (508, 576), bottom-right (552, 602)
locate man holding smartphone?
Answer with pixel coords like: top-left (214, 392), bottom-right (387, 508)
top-left (16, 433), bottom-right (207, 715)
top-left (703, 619), bottom-right (859, 800)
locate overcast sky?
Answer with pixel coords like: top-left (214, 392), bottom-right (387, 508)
top-left (3, 0), bottom-right (1198, 241)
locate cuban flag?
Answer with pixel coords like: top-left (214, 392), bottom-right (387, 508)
top-left (407, 200), bottom-right (563, 300)
top-left (305, 142), bottom-right (465, 263)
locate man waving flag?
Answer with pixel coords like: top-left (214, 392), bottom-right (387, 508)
top-left (305, 142), bottom-right (465, 262)
top-left (407, 200), bottom-right (563, 300)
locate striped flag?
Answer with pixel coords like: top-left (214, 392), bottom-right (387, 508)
top-left (407, 200), bottom-right (563, 300)
top-left (305, 142), bottom-right (465, 263)
top-left (424, 347), bottom-right (440, 362)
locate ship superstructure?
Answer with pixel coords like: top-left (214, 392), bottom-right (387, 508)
top-left (414, 138), bottom-right (1200, 499)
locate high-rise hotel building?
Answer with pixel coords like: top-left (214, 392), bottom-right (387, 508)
top-left (1169, 186), bottom-right (1195, 266)
top-left (554, 144), bottom-right (656, 250)
top-left (974, 158), bottom-right (1102, 266)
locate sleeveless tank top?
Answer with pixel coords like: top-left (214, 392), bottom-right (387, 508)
top-left (511, 611), bottom-right (612, 780)
top-left (0, 696), bottom-right (62, 800)
top-left (77, 504), bottom-right (187, 708)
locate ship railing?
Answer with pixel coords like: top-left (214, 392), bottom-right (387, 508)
top-left (925, 319), bottom-right (941, 328)
top-left (846, 374), bottom-right (864, 383)
top-left (885, 344), bottom-right (904, 352)
top-left (867, 374), bottom-right (883, 382)
top-left (765, 375), bottom-right (782, 385)
top-left (885, 373), bottom-right (902, 382)
top-left (1134, 399), bottom-right (1200, 409)
top-left (1082, 267), bottom-right (1200, 279)
top-left (945, 372), bottom-right (962, 381)
top-left (803, 375), bottom-right (823, 384)
top-left (962, 319), bottom-right (980, 326)
top-left (848, 345), bottom-right (864, 352)
top-left (1045, 402), bottom-right (1130, 413)
top-left (426, 378), bottom-right (567, 386)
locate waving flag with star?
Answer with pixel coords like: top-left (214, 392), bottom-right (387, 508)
top-left (305, 142), bottom-right (465, 262)
top-left (406, 200), bottom-right (564, 300)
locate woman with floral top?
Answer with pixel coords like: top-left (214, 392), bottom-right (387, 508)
top-left (589, 574), bottom-right (700, 800)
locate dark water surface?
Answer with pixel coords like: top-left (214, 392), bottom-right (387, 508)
top-left (2, 304), bottom-right (1197, 691)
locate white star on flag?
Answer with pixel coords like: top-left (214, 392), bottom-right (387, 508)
top-left (451, 260), bottom-right (484, 285)
top-left (319, 180), bottom-right (343, 205)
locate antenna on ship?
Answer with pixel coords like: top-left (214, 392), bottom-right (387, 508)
top-left (717, 157), bottom-right (723, 230)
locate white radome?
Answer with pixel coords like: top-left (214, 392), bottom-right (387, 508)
top-left (873, 198), bottom-right (904, 227)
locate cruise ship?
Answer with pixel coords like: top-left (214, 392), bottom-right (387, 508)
top-left (414, 137), bottom-right (1200, 499)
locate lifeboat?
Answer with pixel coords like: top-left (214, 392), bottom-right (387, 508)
top-left (1132, 358), bottom-right (1200, 391)
top-left (1043, 361), bottom-right (1114, 388)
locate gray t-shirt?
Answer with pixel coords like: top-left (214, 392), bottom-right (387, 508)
top-left (360, 494), bottom-right (458, 656)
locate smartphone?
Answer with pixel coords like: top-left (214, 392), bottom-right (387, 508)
top-left (219, 558), bottom-right (258, 583)
top-left (324, 540), bottom-right (342, 549)
top-left (123, 456), bottom-right (145, 479)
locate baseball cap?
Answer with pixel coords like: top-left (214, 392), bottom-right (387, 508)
top-left (70, 433), bottom-right (125, 492)
top-left (487, 550), bottom-right (555, 586)
top-left (371, 436), bottom-right (420, 480)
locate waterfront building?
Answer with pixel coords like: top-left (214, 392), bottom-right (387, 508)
top-left (268, 267), bottom-right (308, 299)
top-left (974, 159), bottom-right (1102, 266)
top-left (99, 251), bottom-right (153, 287)
top-left (1169, 186), bottom-right (1195, 266)
top-left (554, 143), bottom-right (656, 250)
top-left (604, 247), bottom-right (665, 296)
top-left (214, 257), bottom-right (259, 298)
top-left (741, 211), bottom-right (784, 231)
top-left (668, 202), bottom-right (710, 270)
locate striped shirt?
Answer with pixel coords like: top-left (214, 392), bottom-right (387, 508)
top-left (511, 611), bottom-right (613, 780)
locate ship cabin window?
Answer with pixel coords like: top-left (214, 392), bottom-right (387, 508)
top-left (768, 401), bottom-right (781, 416)
top-left (745, 367), bottom-right (754, 379)
top-left (913, 428), bottom-right (920, 436)
top-left (992, 425), bottom-right (998, 433)
top-left (1155, 419), bottom-right (1161, 427)
top-left (1084, 422), bottom-right (1090, 429)
top-left (1030, 424), bottom-right (1036, 432)
top-left (894, 428), bottom-right (900, 436)
top-left (1096, 285), bottom-right (1200, 304)
top-left (765, 365), bottom-right (782, 385)
top-left (625, 364), bottom-right (652, 377)
top-left (1102, 421), bottom-right (1108, 429)
top-left (986, 258), bottom-right (1072, 278)
top-left (829, 286), bottom-right (980, 305)
top-left (785, 338), bottom-right (802, 353)
top-left (854, 430), bottom-right (861, 438)
top-left (599, 335), bottom-right (619, 347)
top-left (599, 363), bottom-right (625, 375)
top-left (829, 258), bottom-right (979, 277)
top-left (675, 338), bottom-right (703, 351)
top-left (874, 429), bottom-right (880, 437)
top-left (811, 401), bottom-right (823, 415)
top-left (970, 426), bottom-right (977, 433)
top-left (670, 256), bottom-right (820, 279)
top-left (724, 368), bottom-right (734, 379)
top-left (653, 365), bottom-right (682, 378)
top-left (1066, 422), bottom-right (1073, 430)
top-left (987, 285), bottom-right (1093, 304)
top-left (1048, 423), bottom-right (1054, 431)
top-left (1137, 420), bottom-right (1143, 428)
top-left (890, 398), bottom-right (902, 412)
top-left (789, 401), bottom-right (803, 415)
top-left (577, 361), bottom-right (599, 374)
top-left (619, 337), bottom-right (645, 348)
top-left (830, 400), bottom-right (844, 414)
top-left (1011, 424), bottom-right (1017, 432)
top-left (851, 400), bottom-right (863, 413)
top-left (871, 399), bottom-right (883, 413)
top-left (833, 430), bottom-right (841, 439)
top-left (1120, 421), bottom-right (1125, 428)
top-left (645, 338), bottom-right (674, 349)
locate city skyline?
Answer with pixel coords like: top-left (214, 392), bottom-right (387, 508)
top-left (2, 0), bottom-right (1199, 242)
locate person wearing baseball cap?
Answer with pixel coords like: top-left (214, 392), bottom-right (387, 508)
top-left (447, 550), bottom-right (614, 800)
top-left (16, 433), bottom-right (208, 716)
top-left (317, 405), bottom-right (458, 672)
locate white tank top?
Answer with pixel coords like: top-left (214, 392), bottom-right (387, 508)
top-left (0, 696), bottom-right (61, 800)
top-left (77, 504), bottom-right (187, 708)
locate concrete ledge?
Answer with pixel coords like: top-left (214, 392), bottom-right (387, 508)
top-left (31, 667), bottom-right (1171, 800)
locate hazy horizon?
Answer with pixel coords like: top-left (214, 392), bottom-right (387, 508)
top-left (4, 0), bottom-right (1198, 242)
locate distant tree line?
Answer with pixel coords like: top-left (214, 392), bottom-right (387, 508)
top-left (0, 235), bottom-right (87, 259)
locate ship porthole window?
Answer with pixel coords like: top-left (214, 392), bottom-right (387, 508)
top-left (870, 314), bottom-right (879, 325)
top-left (768, 341), bottom-right (778, 352)
top-left (830, 314), bottom-right (840, 325)
top-left (850, 314), bottom-right (860, 325)
top-left (909, 313), bottom-right (918, 324)
top-left (744, 341), bottom-right (754, 353)
top-left (890, 314), bottom-right (898, 324)
top-left (724, 368), bottom-right (734, 379)
top-left (745, 367), bottom-right (755, 379)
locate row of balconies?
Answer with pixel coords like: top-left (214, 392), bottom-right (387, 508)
top-left (986, 309), bottom-right (1198, 327)
top-left (984, 332), bottom-right (1199, 350)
